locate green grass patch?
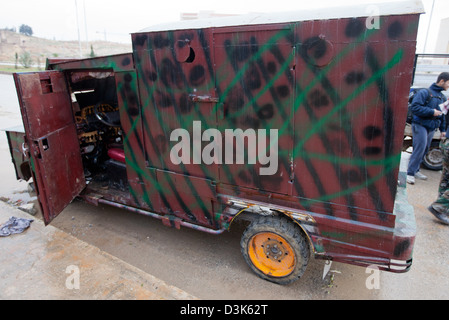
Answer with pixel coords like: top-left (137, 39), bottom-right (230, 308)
top-left (0, 66), bottom-right (42, 73)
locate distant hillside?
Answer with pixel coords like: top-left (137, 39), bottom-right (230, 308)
top-left (0, 29), bottom-right (132, 66)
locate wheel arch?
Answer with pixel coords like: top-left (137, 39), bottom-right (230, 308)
top-left (227, 202), bottom-right (316, 255)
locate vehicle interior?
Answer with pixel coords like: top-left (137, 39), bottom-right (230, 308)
top-left (66, 70), bottom-right (128, 192)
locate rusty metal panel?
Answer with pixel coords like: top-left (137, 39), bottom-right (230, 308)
top-left (14, 71), bottom-right (85, 224)
top-left (5, 129), bottom-right (30, 181)
top-left (133, 29), bottom-right (218, 179)
top-left (129, 11), bottom-right (419, 263)
top-left (16, 73), bottom-right (74, 139)
top-left (213, 24), bottom-right (295, 195)
top-left (115, 70), bottom-right (162, 213)
top-left (156, 170), bottom-right (217, 228)
top-left (290, 15), bottom-right (418, 262)
top-left (132, 29), bottom-right (220, 229)
top-left (291, 15), bottom-right (418, 256)
top-left (47, 53), bottom-right (134, 72)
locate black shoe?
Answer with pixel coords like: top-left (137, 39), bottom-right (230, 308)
top-left (427, 206), bottom-right (449, 225)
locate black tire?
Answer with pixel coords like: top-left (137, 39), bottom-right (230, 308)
top-left (240, 215), bottom-right (310, 285)
top-left (422, 141), bottom-right (443, 171)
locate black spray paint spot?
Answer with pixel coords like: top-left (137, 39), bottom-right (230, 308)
top-left (179, 94), bottom-right (193, 114)
top-left (308, 89), bottom-right (330, 108)
top-left (302, 36), bottom-right (328, 60)
top-left (257, 104), bottom-right (275, 119)
top-left (388, 21), bottom-right (403, 39)
top-left (345, 71), bottom-right (365, 85)
top-left (345, 18), bottom-right (364, 38)
top-left (244, 65), bottom-right (262, 90)
top-left (363, 126), bottom-right (382, 140)
top-left (363, 146), bottom-right (382, 156)
top-left (189, 65), bottom-right (206, 86)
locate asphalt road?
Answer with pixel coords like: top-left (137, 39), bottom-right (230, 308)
top-left (1, 73), bottom-right (448, 300)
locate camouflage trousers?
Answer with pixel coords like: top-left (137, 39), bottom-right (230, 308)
top-left (431, 139), bottom-right (449, 215)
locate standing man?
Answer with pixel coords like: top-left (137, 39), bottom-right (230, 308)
top-left (406, 72), bottom-right (449, 185)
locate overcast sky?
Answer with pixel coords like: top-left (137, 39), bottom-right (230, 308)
top-left (1, 0), bottom-right (448, 53)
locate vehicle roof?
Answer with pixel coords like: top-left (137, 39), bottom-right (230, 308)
top-left (136, 0), bottom-right (424, 33)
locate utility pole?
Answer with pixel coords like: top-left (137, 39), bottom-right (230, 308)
top-left (423, 0), bottom-right (436, 53)
top-left (83, 0), bottom-right (89, 51)
top-left (75, 0), bottom-right (82, 58)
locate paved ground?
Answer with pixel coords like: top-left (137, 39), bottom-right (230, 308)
top-left (0, 201), bottom-right (197, 300)
top-left (1, 73), bottom-right (449, 300)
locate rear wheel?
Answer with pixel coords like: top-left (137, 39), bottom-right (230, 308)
top-left (422, 142), bottom-right (443, 170)
top-left (240, 216), bottom-right (310, 285)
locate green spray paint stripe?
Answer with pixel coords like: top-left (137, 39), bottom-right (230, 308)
top-left (290, 33), bottom-right (399, 217)
top-left (293, 48), bottom-right (404, 157)
top-left (212, 29), bottom-right (292, 83)
top-left (215, 27), bottom-right (355, 204)
top-left (298, 159), bottom-right (397, 208)
top-left (130, 26), bottom-right (394, 214)
top-left (116, 77), bottom-right (143, 147)
top-left (282, 33), bottom-right (400, 212)
top-left (164, 30), bottom-right (236, 220)
top-left (273, 30), bottom-right (379, 138)
top-left (364, 44), bottom-right (402, 203)
top-left (213, 28), bottom-right (293, 115)
top-left (219, 28), bottom-right (379, 162)
top-left (279, 31), bottom-right (379, 137)
top-left (117, 70), bottom-right (174, 210)
top-left (275, 93), bottom-right (396, 163)
top-left (220, 38), bottom-right (370, 172)
top-left (290, 150), bottom-right (401, 167)
top-left (224, 51), bottom-right (295, 122)
top-left (116, 73), bottom-right (154, 208)
top-left (30, 155), bottom-right (36, 173)
top-left (123, 140), bottom-right (153, 208)
top-left (217, 31), bottom-right (295, 158)
top-left (136, 36), bottom-right (217, 219)
top-left (217, 31), bottom-right (298, 187)
top-left (137, 42), bottom-right (171, 168)
top-left (124, 157), bottom-right (164, 192)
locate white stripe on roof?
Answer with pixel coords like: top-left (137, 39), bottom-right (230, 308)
top-left (137, 0), bottom-right (424, 33)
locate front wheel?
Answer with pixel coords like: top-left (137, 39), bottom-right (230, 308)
top-left (240, 216), bottom-right (310, 285)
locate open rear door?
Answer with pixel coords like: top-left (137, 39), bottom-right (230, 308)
top-left (14, 71), bottom-right (85, 224)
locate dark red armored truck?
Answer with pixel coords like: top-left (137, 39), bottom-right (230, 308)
top-left (6, 1), bottom-right (422, 284)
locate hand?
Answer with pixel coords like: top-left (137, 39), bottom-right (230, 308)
top-left (434, 109), bottom-right (443, 117)
top-left (442, 132), bottom-right (446, 138)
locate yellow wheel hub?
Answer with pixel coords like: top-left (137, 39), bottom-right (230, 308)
top-left (248, 232), bottom-right (296, 277)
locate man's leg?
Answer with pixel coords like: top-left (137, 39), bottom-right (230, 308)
top-left (407, 123), bottom-right (431, 182)
top-left (415, 128), bottom-right (436, 180)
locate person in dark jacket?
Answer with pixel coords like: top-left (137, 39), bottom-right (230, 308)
top-left (406, 72), bottom-right (449, 185)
